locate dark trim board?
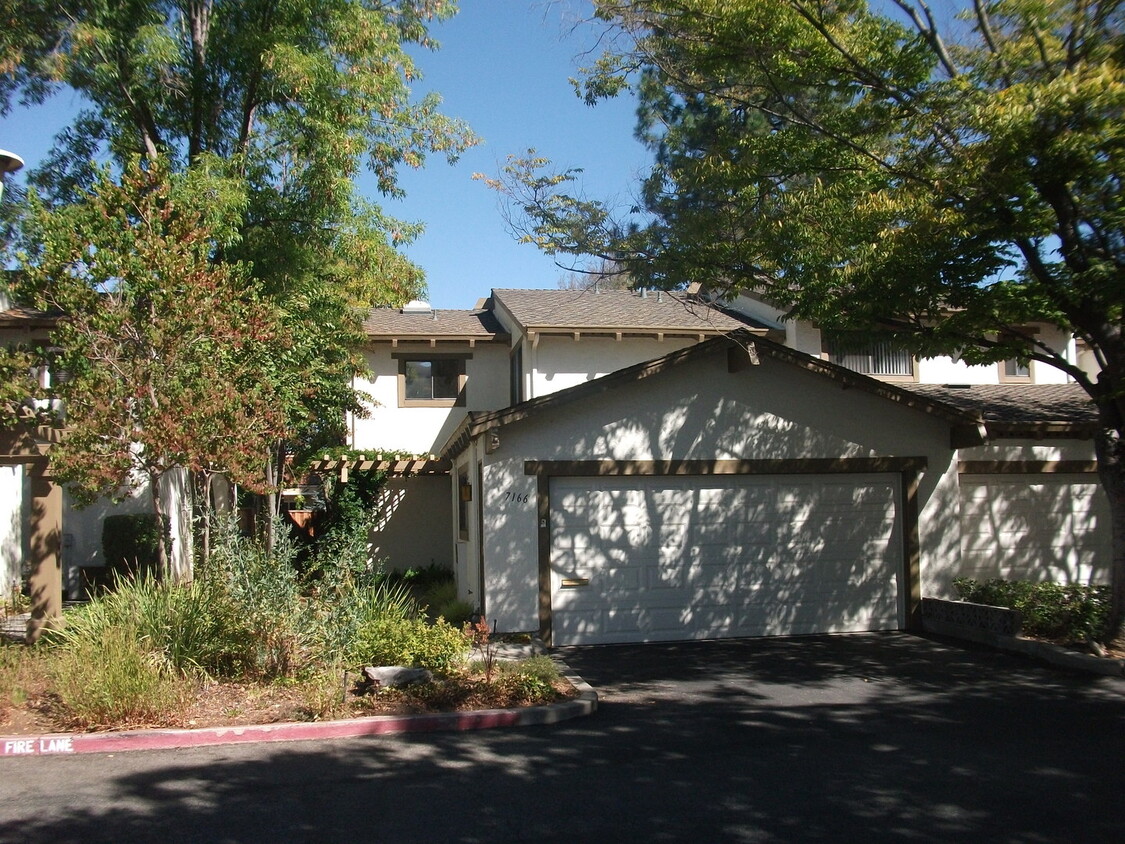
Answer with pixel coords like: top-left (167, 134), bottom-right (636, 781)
top-left (525, 457), bottom-right (927, 645)
top-left (958, 460), bottom-right (1099, 475)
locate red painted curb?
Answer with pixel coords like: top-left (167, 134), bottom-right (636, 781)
top-left (1, 674), bottom-right (597, 757)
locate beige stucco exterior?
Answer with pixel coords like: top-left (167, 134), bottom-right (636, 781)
top-left (468, 346), bottom-right (963, 634)
top-left (350, 292), bottom-right (1106, 642)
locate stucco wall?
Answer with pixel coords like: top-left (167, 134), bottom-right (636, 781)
top-left (369, 474), bottom-right (454, 571)
top-left (0, 465), bottom-right (22, 602)
top-left (477, 348), bottom-right (961, 634)
top-left (62, 468), bottom-right (194, 596)
top-left (529, 335), bottom-right (697, 399)
top-left (726, 295), bottom-right (1076, 385)
top-left (950, 438), bottom-right (1109, 587)
top-left (351, 343), bottom-right (510, 454)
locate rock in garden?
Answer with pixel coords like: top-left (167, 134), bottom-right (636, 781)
top-left (363, 666), bottom-right (433, 688)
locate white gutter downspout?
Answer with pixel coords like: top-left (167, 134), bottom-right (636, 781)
top-left (527, 331), bottom-right (540, 400)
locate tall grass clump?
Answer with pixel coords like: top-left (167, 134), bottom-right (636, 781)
top-left (0, 640), bottom-right (45, 720)
top-left (48, 624), bottom-right (190, 729)
top-left (419, 576), bottom-right (474, 625)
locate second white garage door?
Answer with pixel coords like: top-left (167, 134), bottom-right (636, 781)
top-left (960, 474), bottom-right (1111, 584)
top-left (550, 474), bottom-right (904, 645)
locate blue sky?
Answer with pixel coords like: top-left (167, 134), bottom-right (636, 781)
top-left (0, 1), bottom-right (650, 309)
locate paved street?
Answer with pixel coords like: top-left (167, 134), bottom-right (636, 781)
top-left (1, 633), bottom-right (1122, 843)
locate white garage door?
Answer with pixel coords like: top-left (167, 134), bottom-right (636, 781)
top-left (960, 474), bottom-right (1111, 584)
top-left (550, 474), bottom-right (904, 645)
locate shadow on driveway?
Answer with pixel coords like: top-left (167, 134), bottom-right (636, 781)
top-left (2, 633), bottom-right (1122, 843)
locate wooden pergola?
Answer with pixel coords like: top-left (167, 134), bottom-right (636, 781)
top-left (307, 455), bottom-right (451, 482)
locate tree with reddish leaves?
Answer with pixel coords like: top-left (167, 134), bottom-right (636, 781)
top-left (15, 162), bottom-right (287, 575)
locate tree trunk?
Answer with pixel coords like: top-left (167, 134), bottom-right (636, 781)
top-left (1095, 427), bottom-right (1125, 646)
top-left (150, 471), bottom-right (170, 580)
top-left (193, 469), bottom-right (213, 570)
top-left (264, 450), bottom-right (277, 554)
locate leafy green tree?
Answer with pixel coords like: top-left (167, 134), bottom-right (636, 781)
top-left (484, 0), bottom-right (1125, 642)
top-left (5, 0), bottom-right (475, 461)
top-left (15, 162), bottom-right (289, 574)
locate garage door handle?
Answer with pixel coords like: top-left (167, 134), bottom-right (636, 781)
top-left (561, 578), bottom-right (590, 588)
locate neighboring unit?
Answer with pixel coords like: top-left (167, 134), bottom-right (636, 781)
top-left (0, 292), bottom-right (193, 611)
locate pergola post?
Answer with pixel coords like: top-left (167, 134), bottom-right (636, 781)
top-left (0, 423), bottom-right (64, 643)
top-left (24, 457), bottom-right (62, 643)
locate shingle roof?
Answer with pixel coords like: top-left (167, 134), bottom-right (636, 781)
top-left (900, 383), bottom-right (1098, 428)
top-left (492, 288), bottom-right (767, 333)
top-left (362, 307), bottom-right (506, 339)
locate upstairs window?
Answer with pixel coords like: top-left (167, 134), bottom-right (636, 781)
top-left (826, 335), bottom-right (915, 379)
top-left (395, 355), bottom-right (467, 407)
top-left (1001, 357), bottom-right (1031, 381)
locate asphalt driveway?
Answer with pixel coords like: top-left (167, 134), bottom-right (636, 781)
top-left (2, 632), bottom-right (1122, 843)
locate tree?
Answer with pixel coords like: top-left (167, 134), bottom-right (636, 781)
top-left (14, 162), bottom-right (288, 574)
top-left (5, 0), bottom-right (476, 463)
top-left (557, 257), bottom-right (633, 291)
top-left (483, 0), bottom-right (1125, 642)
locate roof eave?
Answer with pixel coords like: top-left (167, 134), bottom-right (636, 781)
top-left (985, 421), bottom-right (1100, 440)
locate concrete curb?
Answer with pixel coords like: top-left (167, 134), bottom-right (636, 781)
top-left (922, 618), bottom-right (1125, 678)
top-left (0, 663), bottom-right (598, 758)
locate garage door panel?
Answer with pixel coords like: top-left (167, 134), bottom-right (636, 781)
top-left (550, 474), bottom-right (903, 645)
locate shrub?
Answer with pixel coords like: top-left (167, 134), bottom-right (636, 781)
top-left (953, 578), bottom-right (1111, 642)
top-left (395, 563), bottom-right (455, 591)
top-left (347, 611), bottom-right (468, 674)
top-left (201, 516), bottom-right (309, 678)
top-left (316, 579), bottom-right (416, 664)
top-left (492, 657), bottom-right (564, 705)
top-left (435, 599), bottom-right (475, 626)
top-left (303, 475), bottom-right (386, 591)
top-left (503, 654), bottom-right (560, 684)
top-left (102, 513), bottom-right (170, 580)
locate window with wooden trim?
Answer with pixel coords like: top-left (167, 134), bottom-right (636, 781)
top-left (457, 467), bottom-right (470, 541)
top-left (394, 354), bottom-right (468, 407)
top-left (1000, 357), bottom-right (1032, 381)
top-left (826, 335), bottom-right (915, 379)
top-left (997, 327), bottom-right (1038, 382)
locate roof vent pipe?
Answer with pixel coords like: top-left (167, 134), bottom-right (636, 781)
top-left (641, 288), bottom-right (648, 299)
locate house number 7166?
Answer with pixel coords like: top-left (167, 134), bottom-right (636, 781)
top-left (503, 491), bottom-right (530, 504)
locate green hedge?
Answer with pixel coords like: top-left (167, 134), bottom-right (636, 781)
top-left (102, 514), bottom-right (171, 581)
top-left (952, 578), bottom-right (1110, 642)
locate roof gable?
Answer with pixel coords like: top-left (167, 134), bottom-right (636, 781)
top-left (443, 331), bottom-right (992, 457)
top-left (362, 305), bottom-right (508, 342)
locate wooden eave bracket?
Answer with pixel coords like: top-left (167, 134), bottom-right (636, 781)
top-left (950, 421), bottom-right (989, 449)
top-left (727, 342), bottom-right (761, 373)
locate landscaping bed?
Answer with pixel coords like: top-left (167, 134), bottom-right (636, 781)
top-left (1, 513), bottom-right (572, 738)
top-left (0, 650), bottom-right (577, 738)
